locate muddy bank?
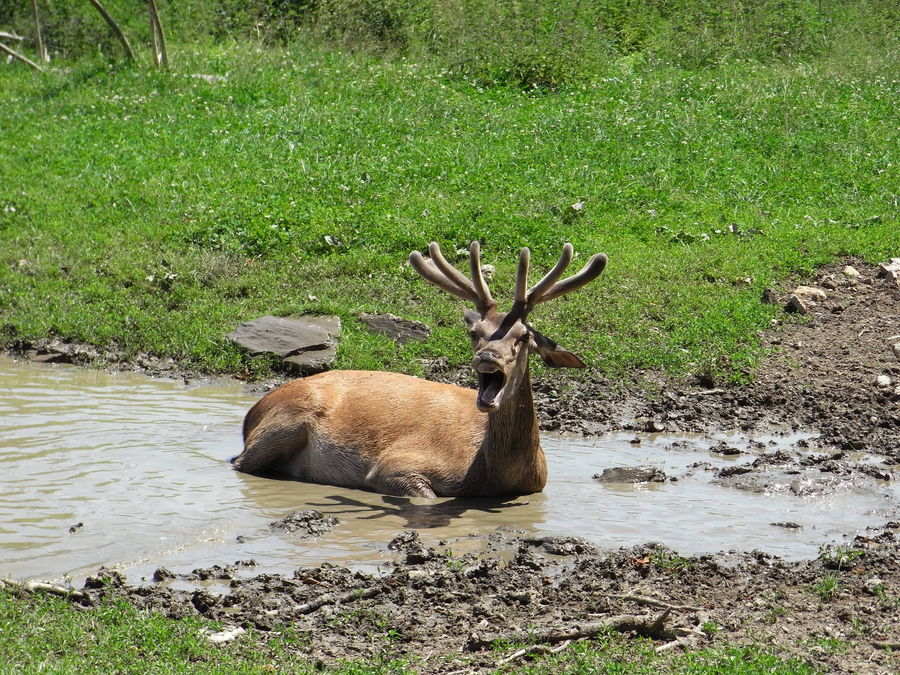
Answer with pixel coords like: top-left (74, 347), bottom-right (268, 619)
top-left (45, 523), bottom-right (896, 673)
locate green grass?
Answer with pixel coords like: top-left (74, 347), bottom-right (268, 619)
top-left (1, 40), bottom-right (896, 383)
top-left (0, 590), bottom-right (817, 674)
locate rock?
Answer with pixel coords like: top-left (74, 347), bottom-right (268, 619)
top-left (877, 258), bottom-right (900, 281)
top-left (189, 73), bottom-right (228, 84)
top-left (891, 342), bottom-right (900, 363)
top-left (842, 265), bottom-right (861, 278)
top-left (480, 264), bottom-right (495, 280)
top-left (593, 466), bottom-right (666, 483)
top-left (203, 626), bottom-right (245, 644)
top-left (875, 374), bottom-right (892, 388)
top-left (227, 314), bottom-right (340, 373)
top-left (359, 313), bottom-right (430, 343)
top-left (785, 294), bottom-right (810, 314)
top-left (710, 441), bottom-right (742, 455)
top-left (785, 285), bottom-right (827, 314)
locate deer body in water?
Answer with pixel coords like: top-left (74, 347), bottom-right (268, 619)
top-left (231, 242), bottom-right (607, 497)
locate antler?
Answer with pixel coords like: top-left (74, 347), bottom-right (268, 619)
top-left (409, 241), bottom-right (496, 313)
top-left (410, 241), bottom-right (606, 318)
top-left (510, 243), bottom-right (608, 320)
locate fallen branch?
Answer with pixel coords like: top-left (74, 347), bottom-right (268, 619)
top-left (0, 41), bottom-right (44, 71)
top-left (613, 594), bottom-right (706, 613)
top-left (0, 578), bottom-right (85, 600)
top-left (31, 0), bottom-right (49, 62)
top-left (872, 641), bottom-right (900, 651)
top-left (498, 639), bottom-right (573, 666)
top-left (294, 585), bottom-right (382, 615)
top-left (466, 610), bottom-right (674, 652)
top-left (146, 0), bottom-right (169, 68)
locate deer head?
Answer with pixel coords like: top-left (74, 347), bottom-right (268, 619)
top-left (410, 242), bottom-right (607, 413)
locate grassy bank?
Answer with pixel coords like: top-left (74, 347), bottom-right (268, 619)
top-left (0, 589), bottom-right (815, 674)
top-left (1, 39), bottom-right (896, 383)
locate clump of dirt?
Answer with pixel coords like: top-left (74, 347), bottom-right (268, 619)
top-left (269, 510), bottom-right (340, 537)
top-left (67, 526), bottom-right (899, 673)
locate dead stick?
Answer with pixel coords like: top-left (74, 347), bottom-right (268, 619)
top-left (466, 611), bottom-right (673, 652)
top-left (295, 585), bottom-right (382, 615)
top-left (872, 641), bottom-right (900, 650)
top-left (0, 41), bottom-right (44, 71)
top-left (146, 0), bottom-right (168, 68)
top-left (31, 0), bottom-right (48, 62)
top-left (498, 639), bottom-right (573, 666)
top-left (0, 578), bottom-right (84, 600)
top-left (614, 594), bottom-right (706, 612)
top-left (86, 0), bottom-right (135, 62)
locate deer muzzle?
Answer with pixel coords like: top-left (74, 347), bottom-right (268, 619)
top-left (473, 353), bottom-right (506, 412)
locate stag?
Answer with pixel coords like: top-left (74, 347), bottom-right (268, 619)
top-left (232, 242), bottom-right (607, 497)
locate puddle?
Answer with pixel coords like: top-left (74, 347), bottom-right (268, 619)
top-left (1, 356), bottom-right (897, 583)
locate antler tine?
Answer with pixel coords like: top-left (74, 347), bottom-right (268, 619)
top-left (427, 242), bottom-right (475, 297)
top-left (409, 248), bottom-right (478, 303)
top-left (467, 241), bottom-right (495, 312)
top-left (509, 247), bottom-right (531, 318)
top-left (525, 242), bottom-right (574, 309)
top-left (532, 252), bottom-right (608, 305)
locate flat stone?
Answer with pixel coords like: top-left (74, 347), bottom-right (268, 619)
top-left (359, 313), bottom-right (430, 343)
top-left (228, 314), bottom-right (341, 373)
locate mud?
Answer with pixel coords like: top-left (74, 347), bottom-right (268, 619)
top-left (73, 526), bottom-right (899, 673)
top-left (5, 258), bottom-right (900, 672)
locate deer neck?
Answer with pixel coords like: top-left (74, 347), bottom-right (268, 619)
top-left (479, 368), bottom-right (546, 494)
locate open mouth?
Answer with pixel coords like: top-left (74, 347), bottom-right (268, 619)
top-left (475, 365), bottom-right (506, 411)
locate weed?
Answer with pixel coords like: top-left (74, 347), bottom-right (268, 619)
top-left (701, 620), bottom-right (720, 635)
top-left (650, 547), bottom-right (693, 575)
top-left (763, 605), bottom-right (789, 624)
top-left (811, 573), bottom-right (842, 602)
top-left (818, 544), bottom-right (863, 570)
top-left (811, 637), bottom-right (847, 654)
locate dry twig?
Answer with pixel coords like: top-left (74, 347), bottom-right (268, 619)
top-left (0, 41), bottom-right (44, 71)
top-left (466, 610), bottom-right (675, 652)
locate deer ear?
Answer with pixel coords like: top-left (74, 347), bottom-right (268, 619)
top-left (530, 329), bottom-right (587, 369)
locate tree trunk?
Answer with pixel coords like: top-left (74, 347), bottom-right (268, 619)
top-left (86, 0), bottom-right (136, 62)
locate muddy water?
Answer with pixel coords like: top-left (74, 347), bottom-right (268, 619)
top-left (1, 356), bottom-right (897, 583)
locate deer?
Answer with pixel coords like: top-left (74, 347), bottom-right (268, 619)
top-left (231, 241), bottom-right (607, 498)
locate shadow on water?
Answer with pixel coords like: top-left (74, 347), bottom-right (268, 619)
top-left (307, 494), bottom-right (529, 529)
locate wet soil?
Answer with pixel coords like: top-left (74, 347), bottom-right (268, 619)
top-left (6, 258), bottom-right (900, 672)
top-left (75, 525), bottom-right (899, 673)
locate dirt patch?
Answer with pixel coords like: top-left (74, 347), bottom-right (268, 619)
top-left (538, 258), bottom-right (900, 461)
top-left (68, 525), bottom-right (899, 673)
